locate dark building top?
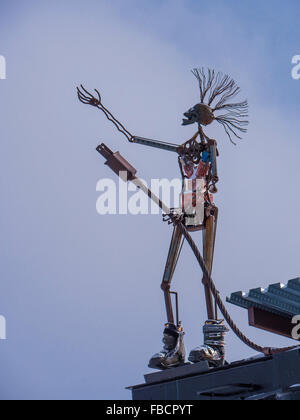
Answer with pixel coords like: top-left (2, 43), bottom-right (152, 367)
top-left (129, 347), bottom-right (300, 400)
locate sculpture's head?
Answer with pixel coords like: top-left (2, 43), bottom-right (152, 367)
top-left (182, 103), bottom-right (215, 127)
top-left (182, 68), bottom-right (249, 145)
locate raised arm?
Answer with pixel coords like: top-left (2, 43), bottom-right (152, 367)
top-left (77, 85), bottom-right (180, 154)
top-left (77, 85), bottom-right (206, 163)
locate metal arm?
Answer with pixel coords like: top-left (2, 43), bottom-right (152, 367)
top-left (208, 140), bottom-right (219, 183)
top-left (132, 136), bottom-right (179, 153)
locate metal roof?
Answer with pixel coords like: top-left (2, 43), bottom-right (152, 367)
top-left (227, 278), bottom-right (300, 318)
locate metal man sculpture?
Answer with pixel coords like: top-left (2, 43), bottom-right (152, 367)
top-left (77, 68), bottom-right (248, 369)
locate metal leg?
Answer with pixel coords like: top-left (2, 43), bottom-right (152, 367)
top-left (188, 208), bottom-right (228, 367)
top-left (202, 212), bottom-right (218, 320)
top-left (148, 226), bottom-right (186, 370)
top-left (161, 225), bottom-right (184, 325)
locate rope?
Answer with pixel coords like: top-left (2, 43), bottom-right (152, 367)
top-left (172, 216), bottom-right (298, 356)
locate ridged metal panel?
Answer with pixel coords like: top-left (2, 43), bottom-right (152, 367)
top-left (227, 278), bottom-right (300, 318)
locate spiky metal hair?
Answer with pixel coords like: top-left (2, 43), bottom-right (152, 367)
top-left (192, 68), bottom-right (249, 145)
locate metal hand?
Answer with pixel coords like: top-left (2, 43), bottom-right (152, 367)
top-left (77, 85), bottom-right (134, 142)
top-left (77, 85), bottom-right (101, 106)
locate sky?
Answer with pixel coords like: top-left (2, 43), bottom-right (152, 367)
top-left (0, 0), bottom-right (300, 400)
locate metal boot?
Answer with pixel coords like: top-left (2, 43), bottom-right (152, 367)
top-left (148, 323), bottom-right (186, 370)
top-left (188, 320), bottom-right (229, 368)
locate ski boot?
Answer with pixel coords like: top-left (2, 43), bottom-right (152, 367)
top-left (188, 320), bottom-right (229, 368)
top-left (148, 323), bottom-right (186, 370)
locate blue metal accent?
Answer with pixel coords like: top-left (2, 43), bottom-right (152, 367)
top-left (202, 151), bottom-right (210, 163)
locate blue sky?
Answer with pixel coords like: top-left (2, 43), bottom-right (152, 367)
top-left (0, 0), bottom-right (300, 400)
